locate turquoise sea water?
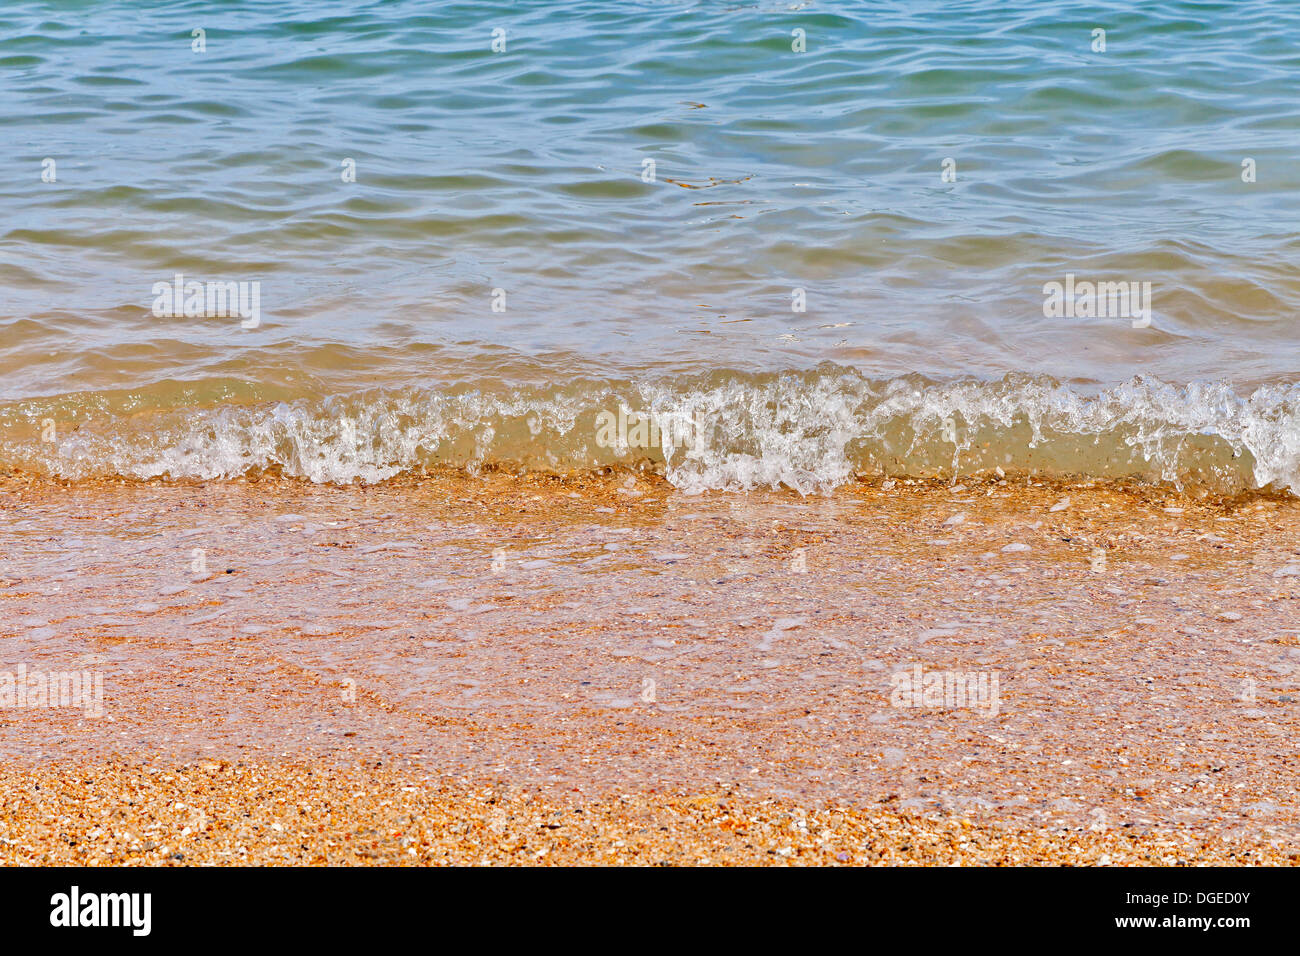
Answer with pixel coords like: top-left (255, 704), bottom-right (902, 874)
top-left (1, 1), bottom-right (1298, 489)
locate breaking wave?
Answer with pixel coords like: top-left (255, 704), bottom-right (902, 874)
top-left (1, 368), bottom-right (1297, 496)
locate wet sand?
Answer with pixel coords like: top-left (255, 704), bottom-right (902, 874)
top-left (1, 472), bottom-right (1298, 864)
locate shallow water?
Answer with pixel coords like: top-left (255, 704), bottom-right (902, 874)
top-left (2, 1), bottom-right (1297, 490)
top-left (2, 475), bottom-right (1298, 830)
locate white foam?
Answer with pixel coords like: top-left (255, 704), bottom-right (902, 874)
top-left (4, 371), bottom-right (1297, 495)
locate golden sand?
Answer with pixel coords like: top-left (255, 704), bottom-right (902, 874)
top-left (1, 471), bottom-right (1298, 864)
top-left (1, 761), bottom-right (1290, 866)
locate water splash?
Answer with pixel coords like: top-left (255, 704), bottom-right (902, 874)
top-left (3, 369), bottom-right (1296, 495)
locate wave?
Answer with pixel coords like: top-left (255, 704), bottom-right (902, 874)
top-left (1, 368), bottom-right (1297, 495)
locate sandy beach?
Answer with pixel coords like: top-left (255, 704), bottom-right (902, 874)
top-left (1, 761), bottom-right (1286, 866)
top-left (1, 472), bottom-right (1297, 864)
top-left (5, 0), bottom-right (1300, 887)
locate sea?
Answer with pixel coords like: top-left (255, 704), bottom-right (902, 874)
top-left (2, 0), bottom-right (1297, 493)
